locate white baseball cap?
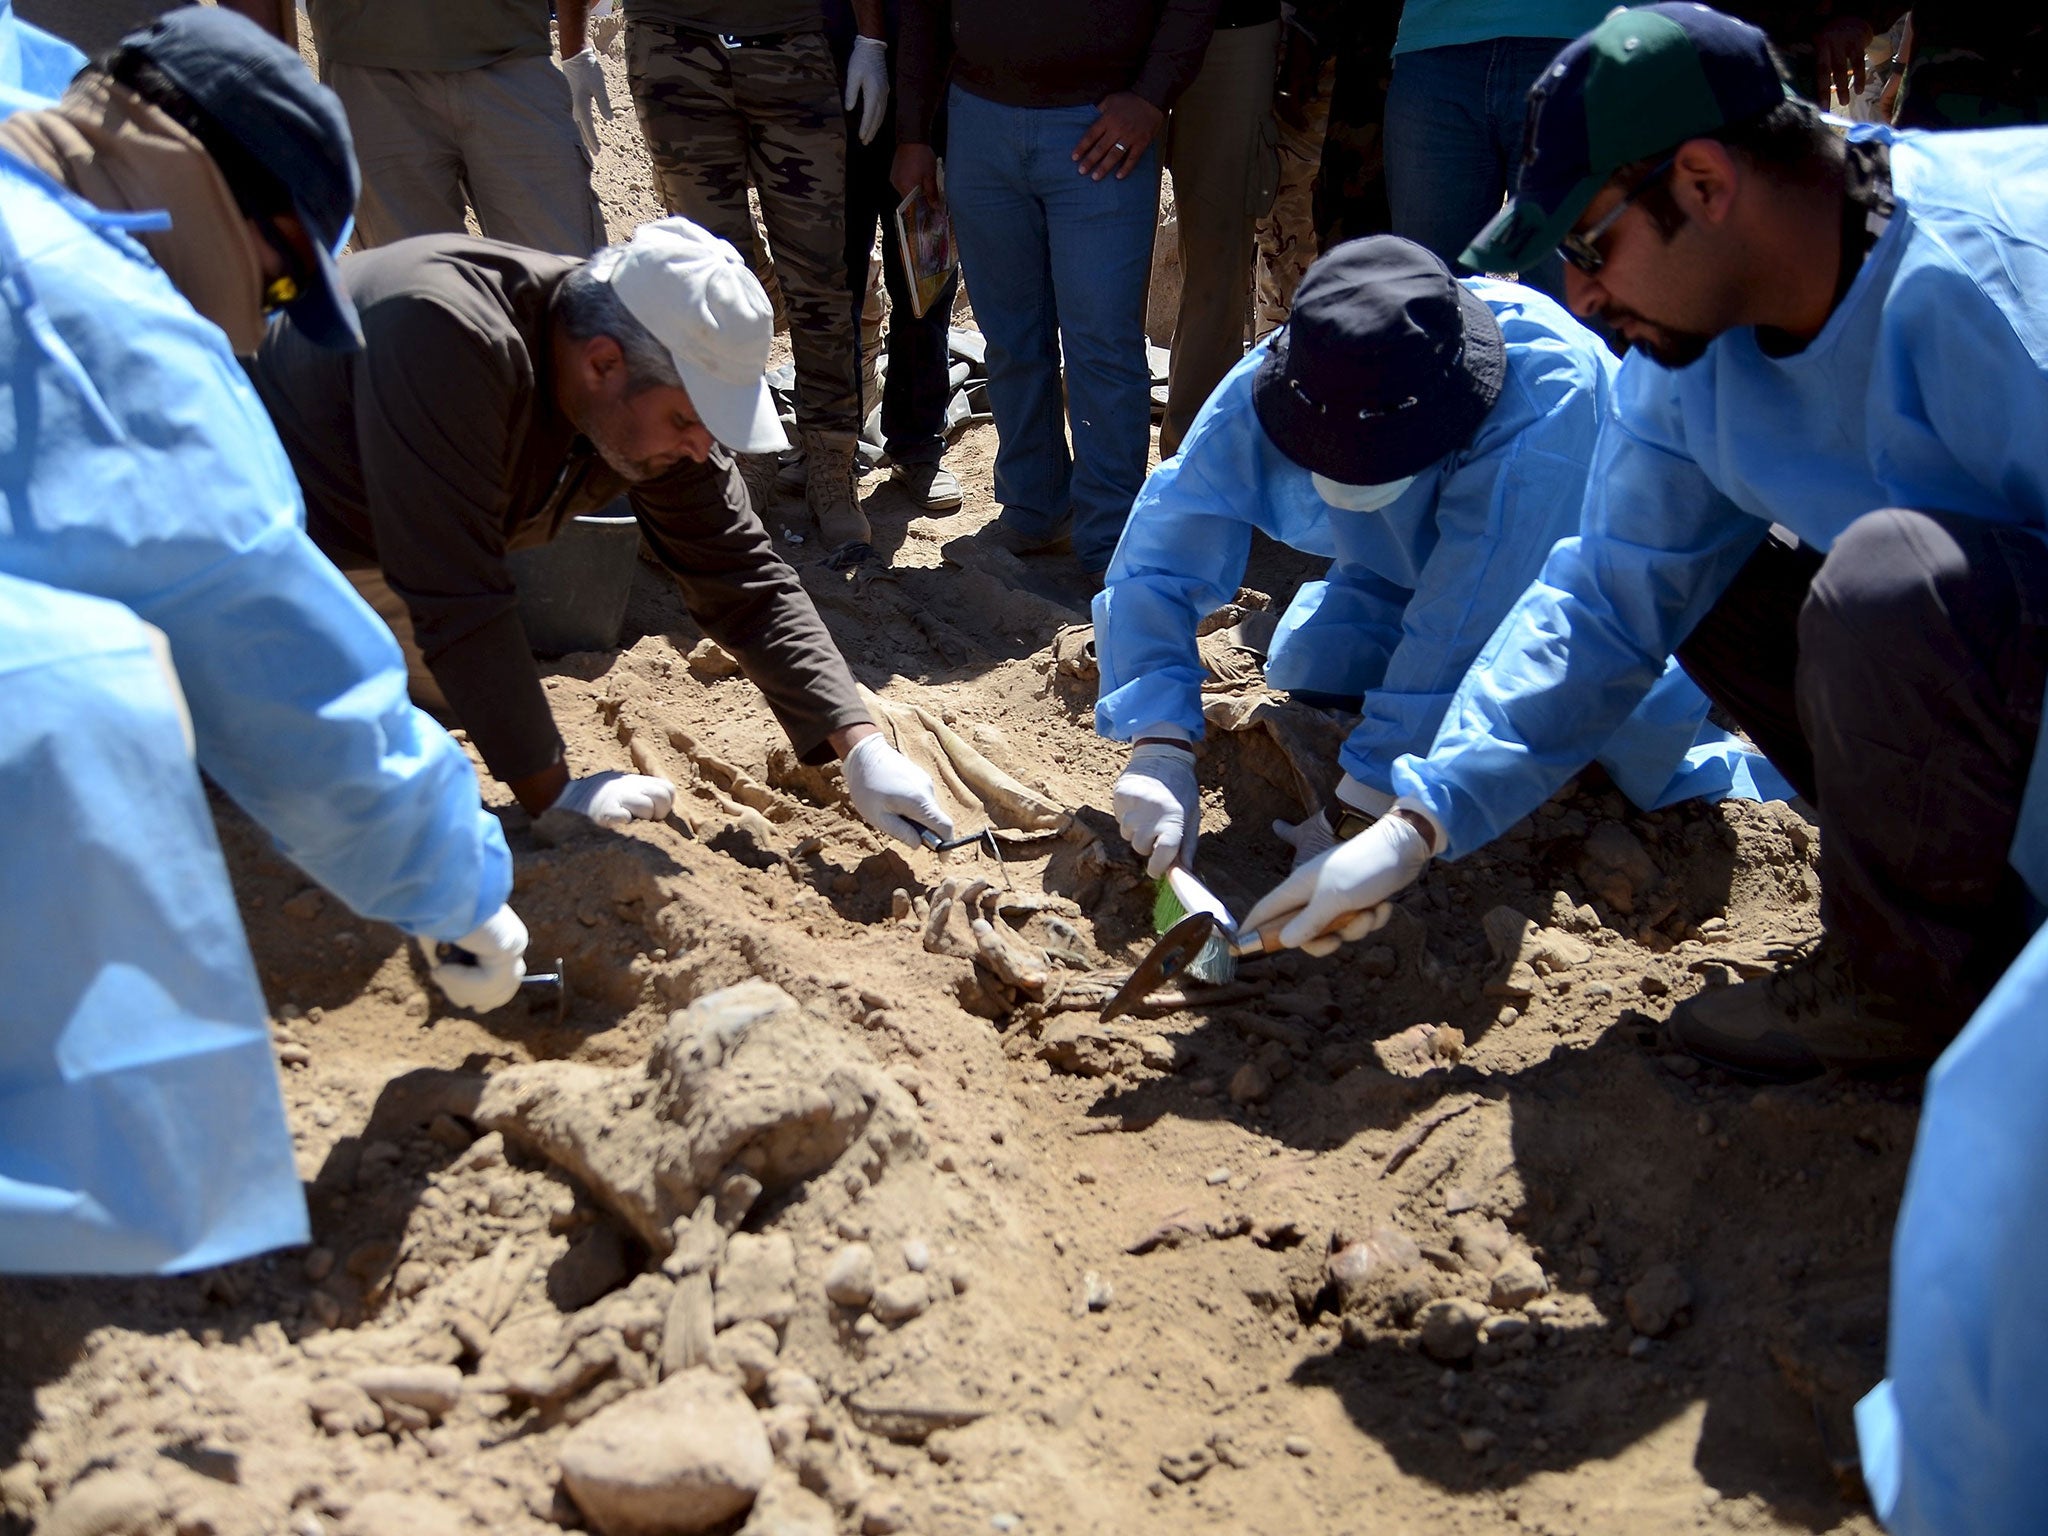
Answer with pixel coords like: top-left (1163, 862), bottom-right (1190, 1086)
top-left (600, 217), bottom-right (789, 454)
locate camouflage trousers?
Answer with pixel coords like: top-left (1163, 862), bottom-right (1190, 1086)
top-left (1252, 43), bottom-right (1395, 337)
top-left (1253, 59), bottom-right (1331, 339)
top-left (625, 20), bottom-right (861, 443)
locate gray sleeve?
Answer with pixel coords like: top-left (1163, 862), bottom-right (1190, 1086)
top-left (1132, 0), bottom-right (1222, 108)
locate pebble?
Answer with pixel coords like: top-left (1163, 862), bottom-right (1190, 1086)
top-left (559, 1370), bottom-right (770, 1536)
top-left (823, 1244), bottom-right (877, 1308)
top-left (871, 1274), bottom-right (930, 1325)
top-left (1283, 1435), bottom-right (1314, 1457)
top-left (1136, 1035), bottom-right (1179, 1071)
top-left (709, 1320), bottom-right (780, 1392)
top-left (302, 1247), bottom-right (335, 1283)
top-left (1444, 1187), bottom-right (1482, 1215)
top-left (1488, 1254), bottom-right (1550, 1310)
top-left (715, 1232), bottom-right (798, 1329)
top-left (1204, 1167), bottom-right (1232, 1186)
top-left (902, 1239), bottom-right (931, 1273)
top-left (1459, 1427), bottom-right (1498, 1455)
top-left (1418, 1298), bottom-right (1487, 1362)
top-left (1625, 1264), bottom-right (1693, 1337)
top-left (1228, 1062), bottom-right (1272, 1106)
top-left (1082, 1271), bottom-right (1114, 1312)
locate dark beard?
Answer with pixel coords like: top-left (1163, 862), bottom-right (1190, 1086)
top-left (1632, 327), bottom-right (1712, 369)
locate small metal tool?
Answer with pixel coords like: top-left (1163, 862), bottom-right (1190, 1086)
top-left (917, 825), bottom-right (1002, 857)
top-left (1099, 922), bottom-right (1284, 1022)
top-left (439, 945), bottom-right (569, 1025)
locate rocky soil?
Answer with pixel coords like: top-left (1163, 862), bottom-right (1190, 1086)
top-left (0, 33), bottom-right (1907, 1536)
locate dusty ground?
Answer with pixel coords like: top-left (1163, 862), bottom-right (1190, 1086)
top-left (0, 37), bottom-right (1911, 1536)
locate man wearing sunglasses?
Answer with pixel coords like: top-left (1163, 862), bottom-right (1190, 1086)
top-left (1250, 3), bottom-right (2048, 1082)
top-left (1095, 235), bottom-right (1787, 898)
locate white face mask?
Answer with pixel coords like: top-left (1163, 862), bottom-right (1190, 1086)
top-left (1312, 472), bottom-right (1416, 512)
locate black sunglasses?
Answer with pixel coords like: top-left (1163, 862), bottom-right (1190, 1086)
top-left (1558, 156), bottom-right (1676, 275)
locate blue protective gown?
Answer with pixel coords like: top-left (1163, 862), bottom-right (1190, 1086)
top-left (1855, 920), bottom-right (2048, 1536)
top-left (1394, 125), bottom-right (2048, 879)
top-left (0, 133), bottom-right (511, 1269)
top-left (0, 573), bottom-right (307, 1273)
top-left (0, 0), bottom-right (82, 112)
top-left (1095, 279), bottom-right (1789, 813)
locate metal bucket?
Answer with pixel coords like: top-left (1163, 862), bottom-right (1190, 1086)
top-left (508, 510), bottom-right (641, 657)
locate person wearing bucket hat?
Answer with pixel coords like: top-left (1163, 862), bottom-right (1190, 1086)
top-left (1300, 4), bottom-right (2048, 1081)
top-left (248, 214), bottom-right (954, 850)
top-left (1093, 234), bottom-right (1789, 893)
top-left (0, 4), bottom-right (360, 355)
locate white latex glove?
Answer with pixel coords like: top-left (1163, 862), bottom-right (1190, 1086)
top-left (562, 47), bottom-right (613, 158)
top-left (551, 770), bottom-right (676, 825)
top-left (423, 904), bottom-right (529, 1012)
top-left (1242, 812), bottom-right (1432, 957)
top-left (1114, 741), bottom-right (1200, 879)
top-left (843, 36), bottom-right (890, 146)
top-left (842, 731), bottom-right (952, 847)
top-left (1273, 808), bottom-right (1338, 869)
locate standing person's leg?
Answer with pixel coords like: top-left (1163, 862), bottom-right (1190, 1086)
top-left (624, 21), bottom-right (752, 247)
top-left (944, 87), bottom-right (1070, 546)
top-left (1037, 105), bottom-right (1161, 576)
top-left (1254, 57), bottom-right (1332, 339)
top-left (325, 63), bottom-right (468, 247)
top-left (1483, 37), bottom-right (1572, 299)
top-left (732, 34), bottom-right (867, 553)
top-left (1314, 8), bottom-right (1399, 249)
top-left (853, 103), bottom-right (960, 502)
top-left (1161, 19), bottom-right (1279, 458)
top-left (1383, 42), bottom-right (1511, 274)
top-left (456, 52), bottom-right (607, 256)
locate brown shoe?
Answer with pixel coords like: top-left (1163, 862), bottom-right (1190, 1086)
top-left (1667, 937), bottom-right (1946, 1082)
top-left (803, 430), bottom-right (871, 553)
top-left (977, 516), bottom-right (1072, 558)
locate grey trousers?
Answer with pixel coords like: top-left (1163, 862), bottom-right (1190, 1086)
top-left (327, 53), bottom-right (606, 256)
top-left (1674, 509), bottom-right (2048, 1025)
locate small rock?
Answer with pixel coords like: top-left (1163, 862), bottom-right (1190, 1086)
top-left (741, 1474), bottom-right (837, 1536)
top-left (766, 1367), bottom-right (824, 1420)
top-left (347, 1364), bottom-right (461, 1419)
top-left (1625, 1264), bottom-right (1692, 1337)
top-left (302, 1247), bottom-right (335, 1283)
top-left (1357, 944), bottom-right (1399, 979)
top-left (1418, 1298), bottom-right (1487, 1362)
top-left (1628, 1333), bottom-right (1654, 1360)
top-left (858, 1491), bottom-right (911, 1535)
top-left (39, 1469), bottom-right (163, 1536)
top-left (901, 1239), bottom-right (931, 1273)
top-left (1482, 1315), bottom-right (1529, 1342)
top-left (281, 889), bottom-right (324, 922)
top-left (685, 638), bottom-right (742, 679)
top-left (1459, 1426), bottom-right (1498, 1455)
top-left (338, 1492), bottom-right (466, 1536)
top-left (1227, 1062), bottom-right (1271, 1106)
top-left (559, 1369), bottom-right (772, 1536)
top-left (1204, 1167), bottom-right (1231, 1187)
top-left (709, 1320), bottom-right (780, 1392)
top-left (1283, 1435), bottom-right (1314, 1457)
top-left (1444, 1187), bottom-right (1482, 1215)
top-left (1640, 972), bottom-right (1671, 997)
top-left (1136, 1034), bottom-right (1180, 1071)
top-left (871, 1274), bottom-right (930, 1325)
top-left (716, 1233), bottom-right (798, 1329)
top-left (1082, 1271), bottom-right (1114, 1312)
top-left (822, 1243), bottom-right (877, 1307)
top-left (1488, 1254), bottom-right (1549, 1311)
top-left (304, 1379), bottom-right (379, 1438)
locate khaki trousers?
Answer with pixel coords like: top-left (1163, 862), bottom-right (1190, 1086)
top-left (1160, 19), bottom-right (1280, 458)
top-left (327, 53), bottom-right (606, 256)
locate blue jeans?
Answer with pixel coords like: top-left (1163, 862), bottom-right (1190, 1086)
top-left (1384, 38), bottom-right (1570, 300)
top-left (944, 85), bottom-right (1160, 572)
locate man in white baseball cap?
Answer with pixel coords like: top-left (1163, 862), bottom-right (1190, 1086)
top-left (249, 215), bottom-right (953, 847)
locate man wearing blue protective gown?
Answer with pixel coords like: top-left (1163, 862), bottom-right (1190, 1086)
top-left (0, 13), bottom-right (525, 1273)
top-left (1243, 5), bottom-right (2048, 1084)
top-left (1095, 234), bottom-right (1786, 887)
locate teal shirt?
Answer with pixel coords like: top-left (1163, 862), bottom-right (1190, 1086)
top-left (1394, 1), bottom-right (1613, 55)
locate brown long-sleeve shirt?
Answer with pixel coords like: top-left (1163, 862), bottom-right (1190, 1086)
top-left (896, 0), bottom-right (1222, 143)
top-left (248, 236), bottom-right (869, 786)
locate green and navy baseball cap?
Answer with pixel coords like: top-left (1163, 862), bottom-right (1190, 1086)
top-left (1463, 4), bottom-right (1792, 275)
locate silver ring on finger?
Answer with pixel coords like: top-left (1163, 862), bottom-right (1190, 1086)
top-left (1114, 142), bottom-right (1129, 153)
